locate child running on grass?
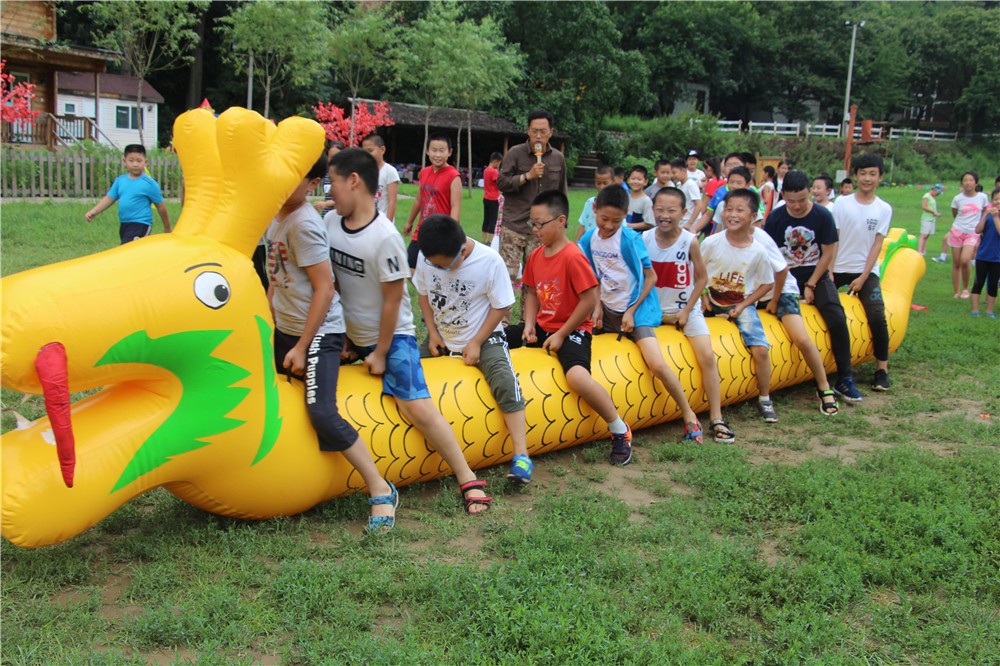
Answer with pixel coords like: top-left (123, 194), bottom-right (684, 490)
top-left (265, 152), bottom-right (397, 532)
top-left (85, 144), bottom-right (171, 243)
top-left (939, 171), bottom-right (990, 298)
top-left (413, 214), bottom-right (534, 483)
top-left (580, 185), bottom-right (704, 444)
top-left (700, 188), bottom-right (778, 423)
top-left (643, 187), bottom-right (731, 442)
top-left (326, 148), bottom-right (492, 515)
top-left (506, 189), bottom-right (635, 465)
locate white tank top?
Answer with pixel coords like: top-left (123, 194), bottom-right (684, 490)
top-left (642, 228), bottom-right (695, 316)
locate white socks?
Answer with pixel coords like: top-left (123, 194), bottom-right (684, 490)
top-left (608, 418), bottom-right (628, 435)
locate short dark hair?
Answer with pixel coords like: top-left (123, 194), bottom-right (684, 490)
top-left (813, 173), bottom-right (834, 191)
top-left (654, 159), bottom-right (672, 171)
top-left (990, 187), bottom-right (1000, 200)
top-left (306, 152), bottom-right (328, 181)
top-left (613, 166), bottom-right (625, 179)
top-left (595, 165), bottom-right (615, 178)
top-left (326, 140), bottom-right (346, 155)
top-left (329, 147), bottom-right (378, 195)
top-left (427, 133), bottom-right (452, 150)
top-left (669, 158), bottom-right (686, 170)
top-left (727, 166), bottom-right (753, 184)
top-left (782, 169), bottom-right (811, 193)
top-left (852, 152), bottom-right (884, 175)
top-left (595, 183), bottom-right (629, 212)
top-left (123, 144), bottom-right (146, 157)
top-left (724, 187), bottom-right (759, 212)
top-left (418, 214), bottom-right (465, 259)
top-left (531, 189), bottom-right (569, 219)
top-left (653, 186), bottom-right (687, 208)
top-left (723, 152), bottom-right (746, 166)
top-left (361, 134), bottom-right (385, 148)
top-left (489, 152), bottom-right (503, 162)
top-left (742, 152), bottom-right (757, 166)
top-left (841, 177), bottom-right (854, 186)
top-left (626, 165), bottom-right (648, 180)
top-left (527, 108), bottom-right (554, 127)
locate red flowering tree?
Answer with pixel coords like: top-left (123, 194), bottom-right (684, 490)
top-left (1, 60), bottom-right (39, 123)
top-left (313, 100), bottom-right (394, 146)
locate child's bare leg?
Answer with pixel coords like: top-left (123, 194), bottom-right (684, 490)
top-left (750, 345), bottom-right (772, 396)
top-left (917, 234), bottom-right (928, 255)
top-left (483, 232), bottom-right (494, 245)
top-left (952, 245), bottom-right (963, 295)
top-left (339, 437), bottom-right (394, 519)
top-left (688, 335), bottom-right (723, 422)
top-left (565, 366), bottom-right (620, 423)
top-left (971, 291), bottom-right (981, 313)
top-left (960, 246), bottom-right (976, 293)
top-left (636, 337), bottom-right (698, 423)
top-left (502, 409), bottom-right (529, 458)
top-left (780, 314), bottom-right (831, 391)
top-left (395, 397), bottom-right (488, 513)
top-left (986, 293), bottom-right (996, 315)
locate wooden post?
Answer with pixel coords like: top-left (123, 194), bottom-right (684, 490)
top-left (94, 73), bottom-right (101, 142)
top-left (843, 104), bottom-right (858, 175)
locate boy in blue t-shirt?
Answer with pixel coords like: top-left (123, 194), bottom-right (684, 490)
top-left (85, 144), bottom-right (171, 244)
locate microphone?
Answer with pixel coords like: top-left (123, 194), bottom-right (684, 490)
top-left (534, 142), bottom-right (543, 164)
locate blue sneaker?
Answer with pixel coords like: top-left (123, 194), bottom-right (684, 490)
top-left (834, 376), bottom-right (864, 403)
top-left (507, 454), bottom-right (534, 484)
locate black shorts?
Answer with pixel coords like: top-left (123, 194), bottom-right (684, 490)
top-left (504, 323), bottom-right (592, 374)
top-left (119, 222), bottom-right (152, 244)
top-left (407, 239), bottom-right (420, 269)
top-left (274, 329), bottom-right (358, 452)
top-left (482, 198), bottom-right (500, 234)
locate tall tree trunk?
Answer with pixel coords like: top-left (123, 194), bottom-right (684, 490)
top-left (467, 109), bottom-right (473, 197)
top-left (185, 11), bottom-right (206, 109)
top-left (264, 74), bottom-right (271, 119)
top-left (349, 96), bottom-right (356, 146)
top-left (136, 78), bottom-right (145, 147)
top-left (422, 106), bottom-right (431, 170)
top-left (455, 124), bottom-right (461, 183)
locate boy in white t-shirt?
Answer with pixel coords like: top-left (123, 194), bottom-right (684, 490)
top-left (413, 215), bottom-right (533, 484)
top-left (670, 158), bottom-right (703, 229)
top-left (700, 189), bottom-right (778, 423)
top-left (325, 148), bottom-right (493, 515)
top-left (831, 153), bottom-right (892, 392)
top-left (686, 150), bottom-right (707, 191)
top-left (810, 174), bottom-right (835, 210)
top-left (579, 185), bottom-right (704, 444)
top-left (361, 134), bottom-right (401, 223)
top-left (266, 153), bottom-right (398, 532)
top-left (643, 187), bottom-right (731, 442)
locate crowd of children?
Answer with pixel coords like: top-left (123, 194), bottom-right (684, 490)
top-left (89, 114), bottom-right (998, 534)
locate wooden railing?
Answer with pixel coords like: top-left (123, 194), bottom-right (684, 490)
top-left (1, 114), bottom-right (120, 151)
top-left (1, 149), bottom-right (181, 198)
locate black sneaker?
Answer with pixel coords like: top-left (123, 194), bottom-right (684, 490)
top-left (609, 425), bottom-right (633, 465)
top-left (834, 376), bottom-right (864, 403)
top-left (871, 369), bottom-right (890, 392)
top-left (758, 399), bottom-right (778, 423)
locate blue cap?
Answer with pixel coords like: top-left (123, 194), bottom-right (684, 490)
top-left (932, 184), bottom-right (944, 191)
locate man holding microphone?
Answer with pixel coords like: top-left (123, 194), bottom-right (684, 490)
top-left (497, 108), bottom-right (568, 321)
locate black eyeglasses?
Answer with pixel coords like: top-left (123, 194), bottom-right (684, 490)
top-left (423, 251), bottom-right (463, 271)
top-left (530, 215), bottom-right (561, 230)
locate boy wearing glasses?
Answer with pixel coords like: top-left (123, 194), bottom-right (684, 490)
top-left (325, 148), bottom-right (493, 515)
top-left (413, 215), bottom-right (533, 483)
top-left (506, 190), bottom-right (634, 466)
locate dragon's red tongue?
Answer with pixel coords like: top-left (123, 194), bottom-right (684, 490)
top-left (35, 342), bottom-right (75, 488)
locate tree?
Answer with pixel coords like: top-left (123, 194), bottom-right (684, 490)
top-left (87, 0), bottom-right (206, 147)
top-left (327, 2), bottom-right (399, 145)
top-left (313, 101), bottom-right (395, 146)
top-left (1, 60), bottom-right (39, 123)
top-left (215, 0), bottom-right (330, 119)
top-left (442, 15), bottom-right (523, 196)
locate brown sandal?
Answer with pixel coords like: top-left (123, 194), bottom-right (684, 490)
top-left (459, 479), bottom-right (493, 515)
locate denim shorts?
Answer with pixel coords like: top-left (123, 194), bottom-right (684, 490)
top-left (710, 303), bottom-right (770, 349)
top-left (354, 334), bottom-right (431, 401)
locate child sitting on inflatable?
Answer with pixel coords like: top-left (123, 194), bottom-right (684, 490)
top-left (506, 190), bottom-right (635, 465)
top-left (413, 214), bottom-right (533, 483)
top-left (265, 152), bottom-right (399, 533)
top-left (324, 148), bottom-right (492, 515)
top-left (643, 187), bottom-right (731, 442)
top-left (578, 185), bottom-right (704, 444)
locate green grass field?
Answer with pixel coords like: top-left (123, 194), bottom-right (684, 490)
top-left (1, 184), bottom-right (998, 664)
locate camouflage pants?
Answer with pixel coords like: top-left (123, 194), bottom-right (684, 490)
top-left (498, 227), bottom-right (540, 325)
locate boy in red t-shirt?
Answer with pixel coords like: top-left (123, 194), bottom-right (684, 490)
top-left (505, 190), bottom-right (635, 465)
top-left (482, 151), bottom-right (503, 244)
top-left (403, 133), bottom-right (461, 269)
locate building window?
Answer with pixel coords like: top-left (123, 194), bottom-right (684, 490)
top-left (65, 103), bottom-right (77, 115)
top-left (115, 105), bottom-right (143, 130)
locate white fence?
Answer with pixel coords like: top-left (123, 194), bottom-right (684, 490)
top-left (888, 127), bottom-right (957, 142)
top-left (748, 121), bottom-right (800, 136)
top-left (710, 120), bottom-right (957, 142)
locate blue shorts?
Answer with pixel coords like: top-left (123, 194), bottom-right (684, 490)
top-left (355, 334), bottom-right (431, 401)
top-left (710, 303), bottom-right (770, 349)
top-left (760, 293), bottom-right (802, 319)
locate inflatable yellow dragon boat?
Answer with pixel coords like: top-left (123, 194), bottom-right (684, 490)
top-left (0, 108), bottom-right (925, 547)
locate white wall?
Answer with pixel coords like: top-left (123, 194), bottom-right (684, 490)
top-left (55, 92), bottom-right (159, 150)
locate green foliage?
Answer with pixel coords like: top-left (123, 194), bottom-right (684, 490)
top-left (327, 2), bottom-right (400, 104)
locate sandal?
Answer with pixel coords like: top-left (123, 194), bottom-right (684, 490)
top-left (682, 420), bottom-right (704, 445)
top-left (817, 388), bottom-right (839, 416)
top-left (710, 419), bottom-right (735, 443)
top-left (366, 481), bottom-right (399, 533)
top-left (459, 479), bottom-right (493, 515)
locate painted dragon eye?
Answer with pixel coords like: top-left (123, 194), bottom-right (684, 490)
top-left (193, 272), bottom-right (231, 309)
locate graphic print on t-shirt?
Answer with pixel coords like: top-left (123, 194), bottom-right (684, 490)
top-left (331, 248), bottom-right (365, 277)
top-left (427, 273), bottom-right (476, 336)
top-left (781, 226), bottom-right (820, 267)
top-left (267, 240), bottom-right (290, 288)
top-left (537, 278), bottom-right (563, 319)
top-left (709, 270), bottom-right (747, 306)
top-left (420, 183), bottom-right (441, 219)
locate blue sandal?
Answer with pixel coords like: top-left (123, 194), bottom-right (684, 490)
top-left (366, 481), bottom-right (398, 533)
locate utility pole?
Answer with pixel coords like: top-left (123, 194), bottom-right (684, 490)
top-left (246, 52), bottom-right (254, 110)
top-left (841, 20), bottom-right (865, 138)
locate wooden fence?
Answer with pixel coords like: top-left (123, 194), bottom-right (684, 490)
top-left (1, 149), bottom-right (182, 198)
